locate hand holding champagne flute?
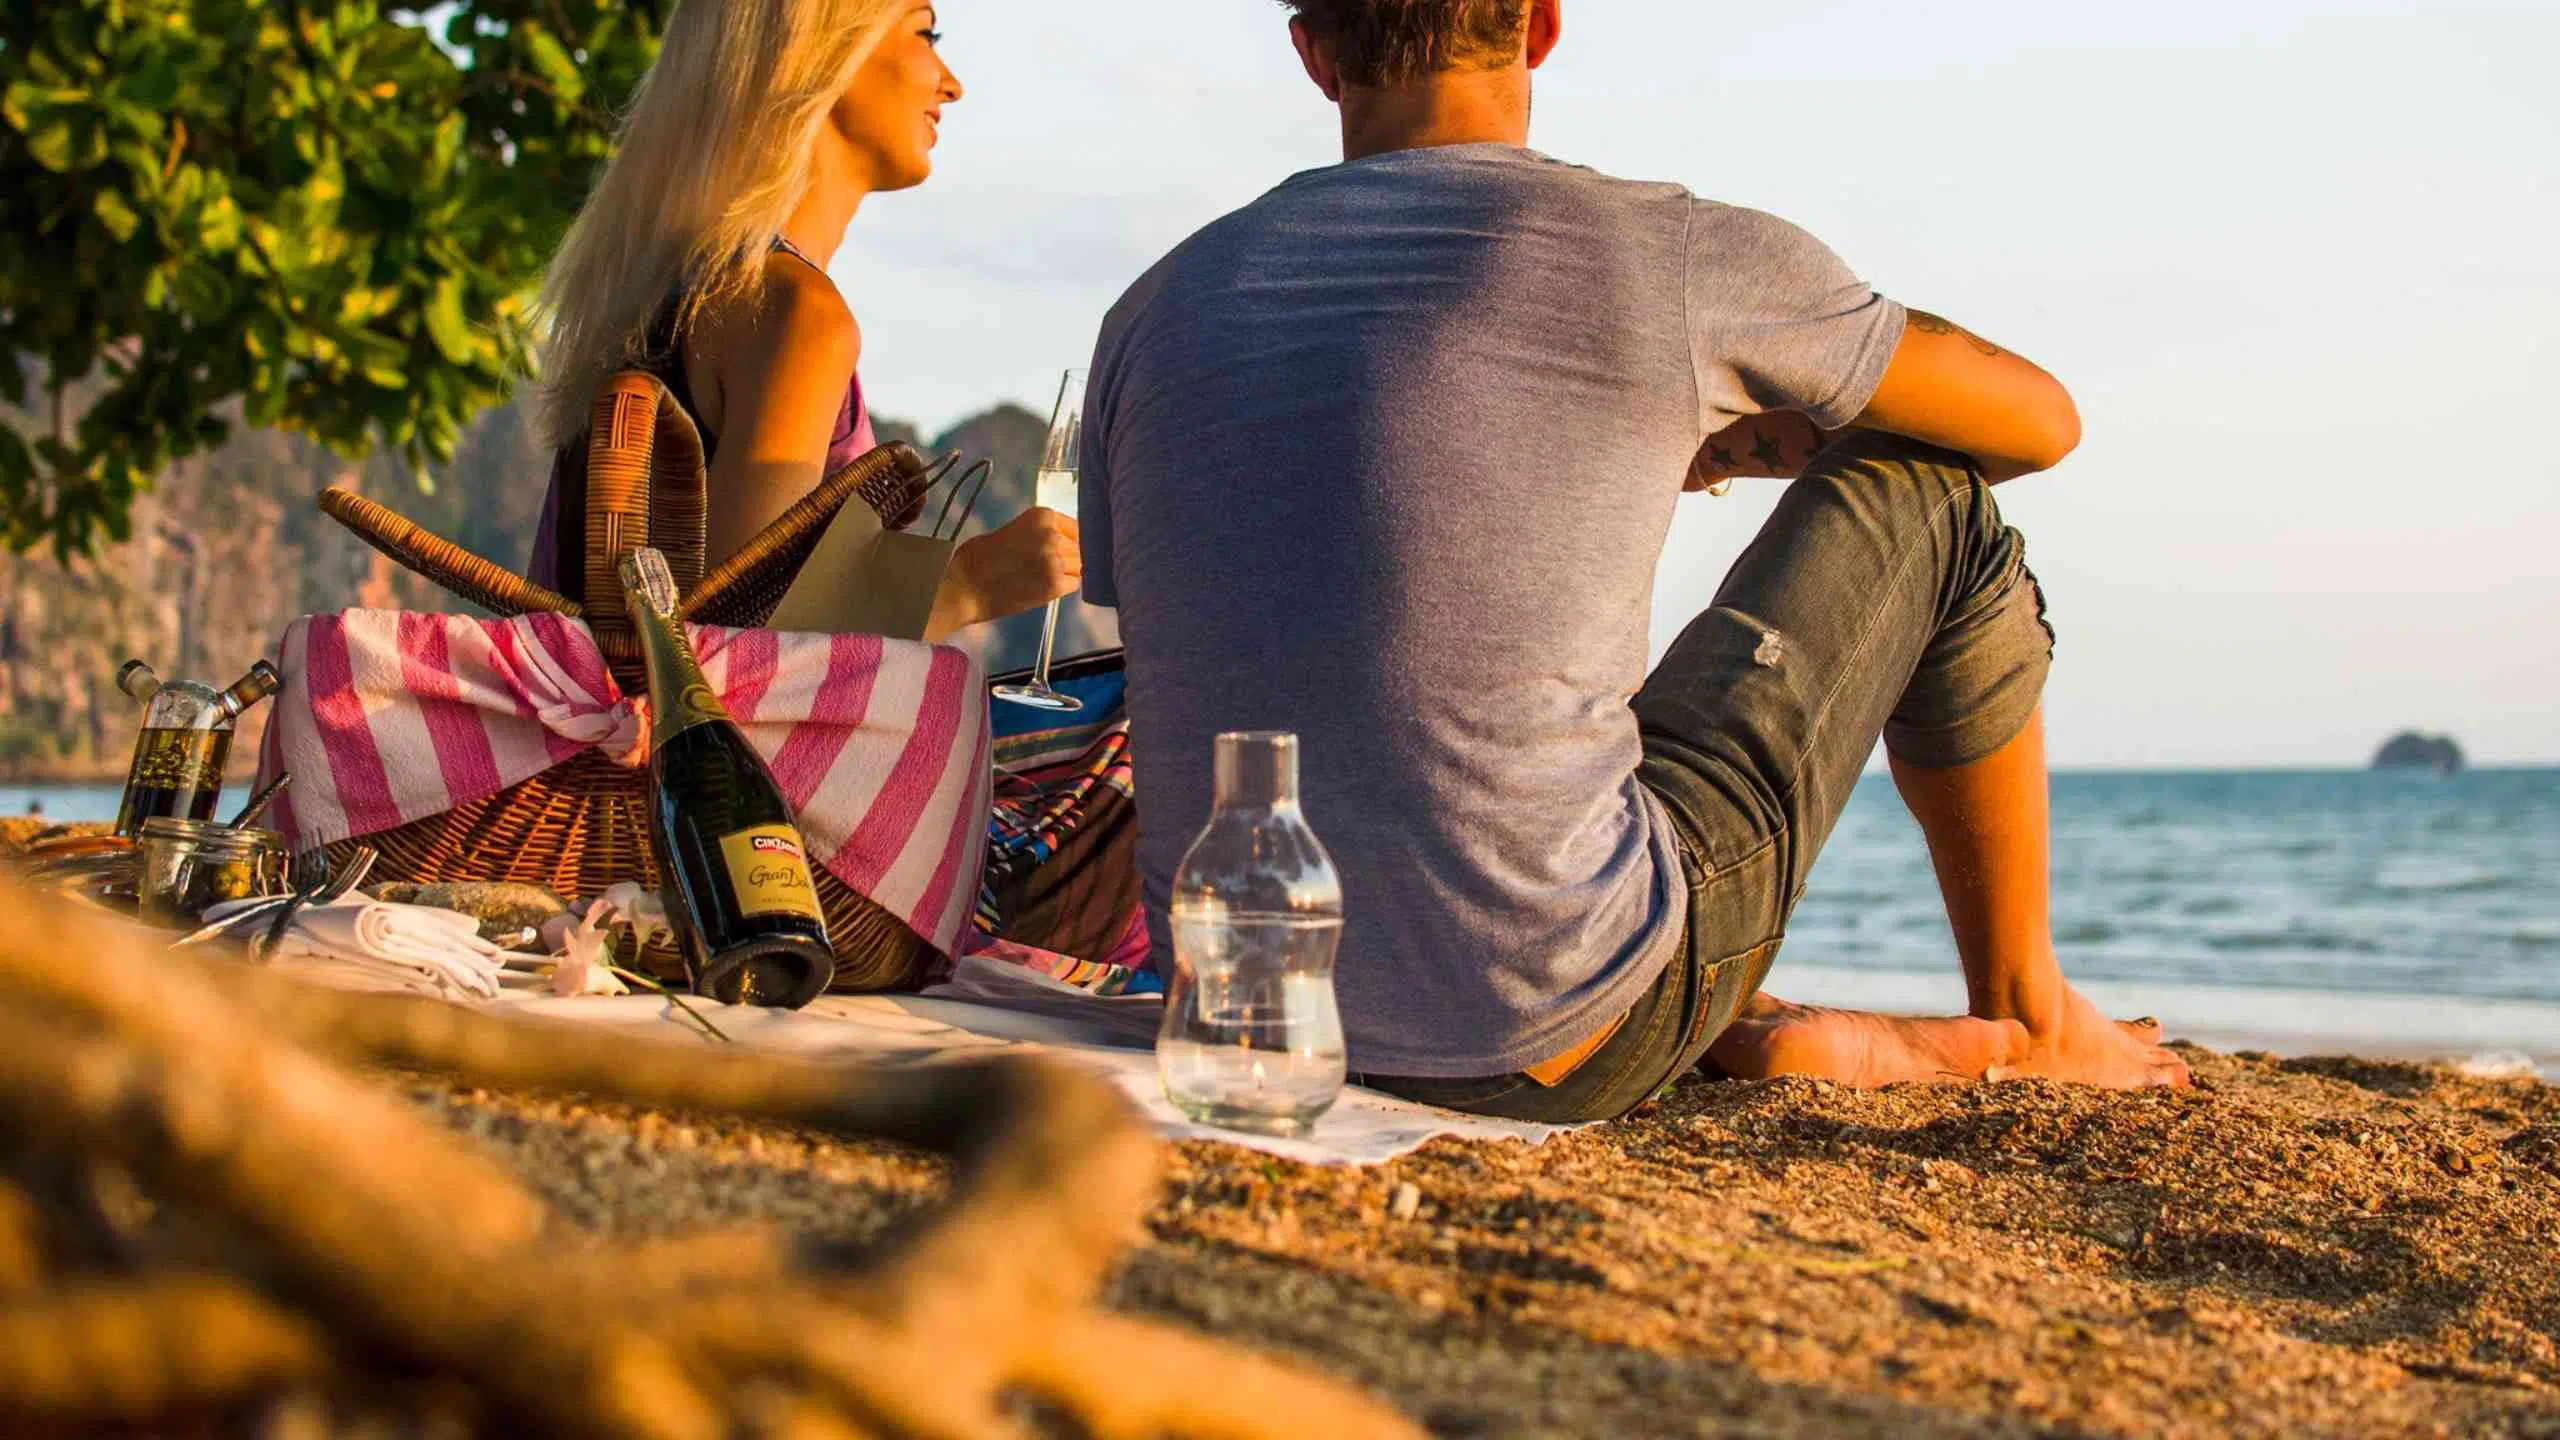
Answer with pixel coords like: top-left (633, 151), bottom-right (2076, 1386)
top-left (992, 368), bottom-right (1088, 714)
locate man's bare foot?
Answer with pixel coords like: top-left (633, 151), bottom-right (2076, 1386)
top-left (1997, 984), bottom-right (2193, 1090)
top-left (1706, 986), bottom-right (2194, 1091)
top-left (1707, 995), bottom-right (2021, 1088)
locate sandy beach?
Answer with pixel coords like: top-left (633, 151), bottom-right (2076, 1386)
top-left (8, 806), bottom-right (2552, 1434)
top-left (416, 1043), bottom-right (2560, 1439)
top-left (8, 1), bottom-right (2549, 1437)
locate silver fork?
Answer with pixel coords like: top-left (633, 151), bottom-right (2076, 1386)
top-left (256, 845), bottom-right (378, 959)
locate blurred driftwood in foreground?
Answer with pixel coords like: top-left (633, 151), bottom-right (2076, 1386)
top-left (0, 872), bottom-right (1417, 1438)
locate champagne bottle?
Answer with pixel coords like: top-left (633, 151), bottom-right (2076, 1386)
top-left (620, 549), bottom-right (834, 1009)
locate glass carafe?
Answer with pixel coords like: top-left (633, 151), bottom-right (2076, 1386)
top-left (112, 659), bottom-right (282, 837)
top-left (1157, 731), bottom-right (1346, 1137)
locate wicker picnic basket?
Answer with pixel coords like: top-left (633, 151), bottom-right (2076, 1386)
top-left (313, 370), bottom-right (942, 992)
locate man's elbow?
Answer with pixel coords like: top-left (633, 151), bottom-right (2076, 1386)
top-left (2014, 385), bottom-right (2082, 475)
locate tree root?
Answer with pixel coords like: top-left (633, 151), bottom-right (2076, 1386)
top-left (0, 1178), bottom-right (47, 1295)
top-left (0, 875), bottom-right (1420, 1438)
top-left (0, 1274), bottom-right (327, 1420)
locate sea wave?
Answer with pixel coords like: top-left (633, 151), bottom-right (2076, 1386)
top-left (2368, 870), bottom-right (2512, 896)
top-left (2203, 929), bottom-right (2388, 956)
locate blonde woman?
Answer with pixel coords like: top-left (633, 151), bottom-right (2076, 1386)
top-left (528, 0), bottom-right (1074, 642)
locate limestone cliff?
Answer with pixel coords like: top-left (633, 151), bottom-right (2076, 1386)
top-left (0, 394), bottom-right (548, 780)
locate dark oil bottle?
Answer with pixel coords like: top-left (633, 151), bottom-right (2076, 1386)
top-left (620, 549), bottom-right (835, 1009)
top-left (113, 660), bottom-right (282, 837)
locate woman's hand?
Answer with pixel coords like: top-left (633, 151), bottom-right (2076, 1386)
top-left (924, 507), bottom-right (1081, 641)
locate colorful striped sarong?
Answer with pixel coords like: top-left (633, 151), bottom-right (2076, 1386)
top-left (974, 653), bottom-right (1153, 993)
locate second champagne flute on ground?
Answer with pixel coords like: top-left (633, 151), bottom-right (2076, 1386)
top-left (991, 367), bottom-right (1087, 714)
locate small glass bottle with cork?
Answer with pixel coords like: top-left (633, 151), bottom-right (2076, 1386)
top-left (113, 658), bottom-right (282, 836)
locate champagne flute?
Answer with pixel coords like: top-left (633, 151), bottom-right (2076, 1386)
top-left (991, 368), bottom-right (1087, 714)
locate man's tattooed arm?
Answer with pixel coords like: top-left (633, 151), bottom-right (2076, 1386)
top-left (1687, 312), bottom-right (2049, 490)
top-left (1687, 409), bottom-right (1830, 489)
top-left (1853, 307), bottom-right (2081, 482)
top-left (1907, 310), bottom-right (2009, 359)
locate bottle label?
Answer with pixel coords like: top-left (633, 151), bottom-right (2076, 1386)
top-left (718, 825), bottom-right (824, 921)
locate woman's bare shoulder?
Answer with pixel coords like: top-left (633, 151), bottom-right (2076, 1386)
top-left (686, 253), bottom-right (860, 428)
top-left (760, 256), bottom-right (860, 360)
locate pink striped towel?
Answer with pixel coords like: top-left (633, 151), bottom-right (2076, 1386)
top-left (255, 610), bottom-right (991, 962)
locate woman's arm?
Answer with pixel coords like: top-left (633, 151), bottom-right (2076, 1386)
top-left (692, 259), bottom-right (1081, 638)
top-left (691, 261), bottom-right (863, 567)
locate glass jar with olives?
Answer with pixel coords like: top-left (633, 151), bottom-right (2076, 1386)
top-left (137, 818), bottom-right (290, 927)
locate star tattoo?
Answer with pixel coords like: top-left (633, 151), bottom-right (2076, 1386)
top-left (1749, 432), bottom-right (1790, 471)
top-left (1706, 444), bottom-right (1738, 472)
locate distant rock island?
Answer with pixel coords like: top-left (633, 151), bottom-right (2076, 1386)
top-left (2372, 732), bottom-right (2466, 775)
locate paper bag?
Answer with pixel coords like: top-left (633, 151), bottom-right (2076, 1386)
top-left (763, 498), bottom-right (956, 641)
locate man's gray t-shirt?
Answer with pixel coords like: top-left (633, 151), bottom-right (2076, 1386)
top-left (1081, 144), bottom-right (1904, 1077)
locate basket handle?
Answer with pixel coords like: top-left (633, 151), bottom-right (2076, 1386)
top-left (317, 488), bottom-right (583, 619)
top-left (679, 441), bottom-right (929, 622)
top-left (542, 441), bottom-right (932, 667)
top-left (582, 371), bottom-right (708, 646)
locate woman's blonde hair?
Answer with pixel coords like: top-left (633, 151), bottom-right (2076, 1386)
top-left (532, 0), bottom-right (909, 447)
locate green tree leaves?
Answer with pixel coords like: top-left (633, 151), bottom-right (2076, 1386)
top-left (0, 0), bottom-right (666, 558)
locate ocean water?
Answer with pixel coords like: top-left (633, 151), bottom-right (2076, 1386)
top-left (13, 770), bottom-right (2557, 1066)
top-left (6, 783), bottom-right (129, 826)
top-left (1793, 768), bottom-right (2560, 1005)
top-left (1782, 768), bottom-right (2560, 1072)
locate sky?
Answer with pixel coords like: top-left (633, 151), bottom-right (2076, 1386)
top-left (831, 0), bottom-right (2560, 770)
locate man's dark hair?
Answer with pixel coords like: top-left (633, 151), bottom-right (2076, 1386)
top-left (1282, 0), bottom-right (1532, 88)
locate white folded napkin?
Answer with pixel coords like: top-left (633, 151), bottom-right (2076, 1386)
top-left (202, 894), bottom-right (508, 1001)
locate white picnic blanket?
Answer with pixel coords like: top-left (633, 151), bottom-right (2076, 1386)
top-left (269, 949), bottom-right (1562, 1167)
